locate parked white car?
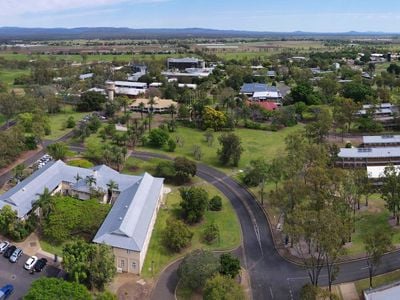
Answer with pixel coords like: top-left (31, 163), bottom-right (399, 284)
top-left (24, 256), bottom-right (38, 270)
top-left (0, 241), bottom-right (9, 254)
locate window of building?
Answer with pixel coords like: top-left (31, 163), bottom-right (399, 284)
top-left (120, 259), bottom-right (125, 269)
top-left (132, 262), bottom-right (137, 270)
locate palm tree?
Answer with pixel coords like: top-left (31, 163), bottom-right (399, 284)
top-left (147, 97), bottom-right (156, 133)
top-left (138, 102), bottom-right (145, 120)
top-left (33, 188), bottom-right (55, 222)
top-left (106, 180), bottom-right (119, 204)
top-left (118, 96), bottom-right (129, 115)
top-left (74, 173), bottom-right (82, 183)
top-left (85, 175), bottom-right (97, 187)
top-left (169, 103), bottom-right (177, 121)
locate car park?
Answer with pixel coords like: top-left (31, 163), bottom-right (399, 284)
top-left (33, 258), bottom-right (48, 272)
top-left (24, 256), bottom-right (38, 270)
top-left (9, 248), bottom-right (23, 263)
top-left (3, 246), bottom-right (16, 259)
top-left (0, 242), bottom-right (9, 254)
top-left (0, 284), bottom-right (13, 300)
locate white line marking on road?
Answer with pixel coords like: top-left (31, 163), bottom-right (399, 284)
top-left (360, 266), bottom-right (369, 270)
top-left (287, 278), bottom-right (294, 300)
top-left (269, 286), bottom-right (274, 299)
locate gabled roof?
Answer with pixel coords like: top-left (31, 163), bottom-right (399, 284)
top-left (339, 147), bottom-right (400, 159)
top-left (93, 173), bottom-right (164, 251)
top-left (363, 135), bottom-right (400, 145)
top-left (240, 83), bottom-right (279, 94)
top-left (0, 160), bottom-right (165, 252)
top-left (0, 160), bottom-right (141, 218)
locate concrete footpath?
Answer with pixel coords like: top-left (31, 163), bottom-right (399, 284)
top-left (1, 232), bottom-right (62, 264)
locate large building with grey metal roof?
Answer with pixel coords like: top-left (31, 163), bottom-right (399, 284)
top-left (362, 135), bottom-right (400, 147)
top-left (338, 147), bottom-right (400, 167)
top-left (0, 160), bottom-right (164, 274)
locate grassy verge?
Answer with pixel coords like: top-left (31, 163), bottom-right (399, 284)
top-left (344, 194), bottom-right (400, 256)
top-left (46, 106), bottom-right (87, 140)
top-left (0, 114), bottom-right (5, 127)
top-left (354, 269), bottom-right (400, 296)
top-left (40, 239), bottom-right (64, 257)
top-left (138, 125), bottom-right (303, 174)
top-left (67, 159), bottom-right (94, 168)
top-left (141, 176), bottom-right (241, 279)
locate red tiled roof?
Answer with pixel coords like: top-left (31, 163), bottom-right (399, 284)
top-left (259, 102), bottom-right (278, 111)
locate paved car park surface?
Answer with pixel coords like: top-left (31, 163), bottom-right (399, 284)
top-left (0, 252), bottom-right (59, 299)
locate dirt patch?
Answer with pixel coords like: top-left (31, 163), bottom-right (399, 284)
top-left (108, 274), bottom-right (153, 300)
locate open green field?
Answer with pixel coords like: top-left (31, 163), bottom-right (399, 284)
top-left (139, 176), bottom-right (241, 279)
top-left (0, 68), bottom-right (30, 86)
top-left (0, 52), bottom-right (195, 63)
top-left (46, 106), bottom-right (87, 140)
top-left (139, 125), bottom-right (303, 173)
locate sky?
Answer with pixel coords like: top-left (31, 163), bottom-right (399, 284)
top-left (2, 0), bottom-right (400, 32)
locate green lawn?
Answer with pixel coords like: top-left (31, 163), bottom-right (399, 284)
top-left (138, 125), bottom-right (303, 174)
top-left (338, 194), bottom-right (400, 256)
top-left (67, 159), bottom-right (94, 168)
top-left (123, 157), bottom-right (165, 176)
top-left (140, 176), bottom-right (241, 279)
top-left (40, 239), bottom-right (64, 257)
top-left (0, 114), bottom-right (5, 126)
top-left (0, 53), bottom-right (197, 63)
top-left (46, 107), bottom-right (87, 140)
top-left (355, 269), bottom-right (400, 296)
top-left (0, 68), bottom-right (30, 86)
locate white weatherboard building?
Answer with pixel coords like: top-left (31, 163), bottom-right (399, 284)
top-left (0, 160), bottom-right (164, 274)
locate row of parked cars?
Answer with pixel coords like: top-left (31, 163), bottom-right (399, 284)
top-left (0, 241), bottom-right (47, 272)
top-left (35, 154), bottom-right (53, 170)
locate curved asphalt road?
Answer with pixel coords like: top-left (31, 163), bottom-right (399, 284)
top-left (4, 144), bottom-right (400, 299)
top-left (132, 152), bottom-right (400, 300)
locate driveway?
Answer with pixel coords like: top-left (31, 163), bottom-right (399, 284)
top-left (0, 251), bottom-right (59, 300)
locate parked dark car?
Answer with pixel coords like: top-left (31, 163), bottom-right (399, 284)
top-left (33, 258), bottom-right (48, 272)
top-left (2, 246), bottom-right (16, 259)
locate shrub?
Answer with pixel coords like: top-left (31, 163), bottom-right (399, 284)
top-left (209, 195), bottom-right (222, 211)
top-left (219, 253), bottom-right (241, 278)
top-left (204, 274), bottom-right (245, 300)
top-left (167, 138), bottom-right (176, 152)
top-left (179, 187), bottom-right (209, 224)
top-left (203, 223), bottom-right (220, 244)
top-left (162, 218), bottom-right (193, 252)
top-left (66, 116), bottom-right (76, 128)
top-left (24, 135), bottom-right (37, 150)
top-left (148, 128), bottom-right (170, 147)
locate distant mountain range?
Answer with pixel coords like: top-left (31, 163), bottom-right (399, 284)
top-left (0, 27), bottom-right (398, 41)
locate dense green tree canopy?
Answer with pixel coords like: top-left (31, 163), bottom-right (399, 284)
top-left (203, 274), bottom-right (245, 300)
top-left (178, 249), bottom-right (220, 291)
top-left (24, 278), bottom-right (91, 300)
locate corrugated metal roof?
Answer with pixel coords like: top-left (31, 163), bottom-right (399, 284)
top-left (240, 83), bottom-right (278, 94)
top-left (0, 160), bottom-right (164, 252)
top-left (93, 173), bottom-right (164, 251)
top-left (339, 147), bottom-right (400, 159)
top-left (363, 135), bottom-right (400, 144)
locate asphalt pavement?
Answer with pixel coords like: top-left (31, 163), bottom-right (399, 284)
top-left (0, 250), bottom-right (59, 300)
top-left (133, 151), bottom-right (400, 300)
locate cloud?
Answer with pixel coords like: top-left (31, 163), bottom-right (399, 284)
top-left (0, 0), bottom-right (168, 16)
